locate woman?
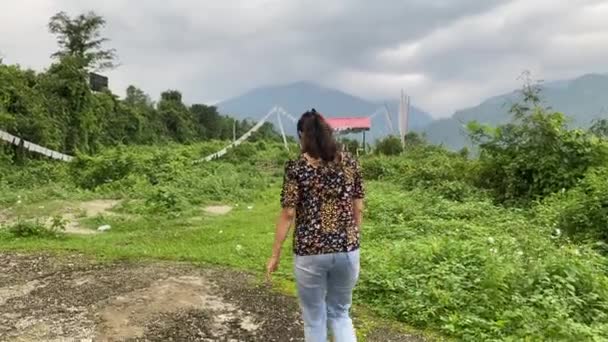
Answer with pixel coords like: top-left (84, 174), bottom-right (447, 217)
top-left (266, 109), bottom-right (364, 342)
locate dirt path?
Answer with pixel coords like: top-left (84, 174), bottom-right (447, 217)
top-left (0, 253), bottom-right (423, 342)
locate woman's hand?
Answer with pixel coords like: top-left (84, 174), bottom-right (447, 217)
top-left (266, 255), bottom-right (280, 283)
top-left (267, 208), bottom-right (295, 284)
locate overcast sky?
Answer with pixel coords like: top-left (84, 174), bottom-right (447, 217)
top-left (1, 0), bottom-right (607, 117)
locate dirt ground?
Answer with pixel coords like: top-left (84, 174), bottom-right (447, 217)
top-left (0, 200), bottom-right (123, 235)
top-left (0, 253), bottom-right (424, 342)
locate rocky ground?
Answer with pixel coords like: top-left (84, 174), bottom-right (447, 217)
top-left (0, 253), bottom-right (424, 341)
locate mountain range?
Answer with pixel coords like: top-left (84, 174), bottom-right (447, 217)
top-left (423, 73), bottom-right (608, 149)
top-left (216, 81), bottom-right (433, 141)
top-left (216, 74), bottom-right (608, 148)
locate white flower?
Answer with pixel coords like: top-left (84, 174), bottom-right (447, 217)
top-left (236, 244), bottom-right (243, 251)
top-left (16, 200), bottom-right (22, 205)
top-left (553, 228), bottom-right (562, 237)
top-left (490, 248), bottom-right (498, 254)
top-left (516, 250), bottom-right (524, 257)
top-left (487, 237), bottom-right (495, 244)
top-left (219, 230), bottom-right (223, 234)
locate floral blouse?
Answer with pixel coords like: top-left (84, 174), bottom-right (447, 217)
top-left (281, 153), bottom-right (364, 256)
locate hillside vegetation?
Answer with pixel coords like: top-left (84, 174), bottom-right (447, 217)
top-left (2, 10), bottom-right (608, 341)
top-left (2, 131), bottom-right (608, 340)
top-left (424, 73), bottom-right (608, 150)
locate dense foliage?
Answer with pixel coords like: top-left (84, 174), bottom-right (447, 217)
top-left (0, 61), bottom-right (281, 155)
top-left (469, 82), bottom-right (608, 204)
top-left (2, 10), bottom-right (608, 342)
top-left (0, 11), bottom-right (281, 156)
top-left (2, 141), bottom-right (608, 341)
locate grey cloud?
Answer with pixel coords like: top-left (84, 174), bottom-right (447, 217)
top-left (2, 0), bottom-right (607, 116)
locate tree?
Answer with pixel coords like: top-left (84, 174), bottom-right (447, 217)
top-left (158, 90), bottom-right (195, 142)
top-left (468, 76), bottom-right (608, 204)
top-left (125, 86), bottom-right (153, 107)
top-left (48, 11), bottom-right (117, 71)
top-left (190, 104), bottom-right (223, 139)
top-left (124, 86), bottom-right (163, 143)
top-left (0, 64), bottom-right (60, 148)
top-left (590, 118), bottom-right (608, 138)
top-left (38, 56), bottom-right (97, 153)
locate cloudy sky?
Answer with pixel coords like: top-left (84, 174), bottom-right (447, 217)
top-left (1, 0), bottom-right (607, 117)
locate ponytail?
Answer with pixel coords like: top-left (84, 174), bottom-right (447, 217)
top-left (297, 109), bottom-right (338, 162)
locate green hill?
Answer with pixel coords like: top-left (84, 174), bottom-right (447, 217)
top-left (425, 73), bottom-right (608, 149)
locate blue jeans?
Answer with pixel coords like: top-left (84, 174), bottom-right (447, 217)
top-left (295, 250), bottom-right (360, 342)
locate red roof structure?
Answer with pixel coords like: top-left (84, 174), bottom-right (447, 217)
top-left (325, 117), bottom-right (371, 133)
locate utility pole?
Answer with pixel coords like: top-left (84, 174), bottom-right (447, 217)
top-left (398, 90), bottom-right (405, 148)
top-left (398, 90), bottom-right (410, 148)
top-left (405, 93), bottom-right (410, 137)
top-left (233, 120), bottom-right (236, 142)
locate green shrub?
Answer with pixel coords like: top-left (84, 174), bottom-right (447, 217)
top-left (375, 135), bottom-right (403, 155)
top-left (536, 167), bottom-right (608, 244)
top-left (360, 156), bottom-right (401, 180)
top-left (145, 186), bottom-right (186, 214)
top-left (359, 184), bottom-right (608, 341)
top-left (70, 147), bottom-right (138, 189)
top-left (361, 146), bottom-right (475, 192)
top-left (469, 83), bottom-right (608, 204)
top-left (6, 216), bottom-right (65, 238)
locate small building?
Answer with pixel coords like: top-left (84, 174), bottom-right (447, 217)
top-left (325, 116), bottom-right (372, 154)
top-left (89, 72), bottom-right (109, 92)
top-left (325, 117), bottom-right (371, 134)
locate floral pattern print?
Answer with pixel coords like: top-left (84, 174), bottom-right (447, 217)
top-left (281, 153), bottom-right (364, 256)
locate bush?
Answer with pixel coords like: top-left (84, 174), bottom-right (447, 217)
top-left (359, 156), bottom-right (402, 181)
top-left (145, 186), bottom-right (186, 214)
top-left (359, 185), bottom-right (608, 341)
top-left (469, 83), bottom-right (608, 204)
top-left (361, 146), bottom-right (476, 192)
top-left (70, 147), bottom-right (139, 190)
top-left (375, 136), bottom-right (403, 155)
top-left (536, 167), bottom-right (608, 244)
top-left (7, 217), bottom-right (66, 238)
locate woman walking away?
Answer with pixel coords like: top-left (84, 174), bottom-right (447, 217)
top-left (266, 109), bottom-right (364, 342)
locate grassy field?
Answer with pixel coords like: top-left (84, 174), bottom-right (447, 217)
top-left (2, 141), bottom-right (608, 341)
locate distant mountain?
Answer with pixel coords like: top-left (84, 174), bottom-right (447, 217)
top-left (216, 81), bottom-right (433, 140)
top-left (424, 73), bottom-right (608, 150)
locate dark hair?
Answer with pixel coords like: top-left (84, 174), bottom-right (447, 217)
top-left (297, 109), bottom-right (338, 162)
